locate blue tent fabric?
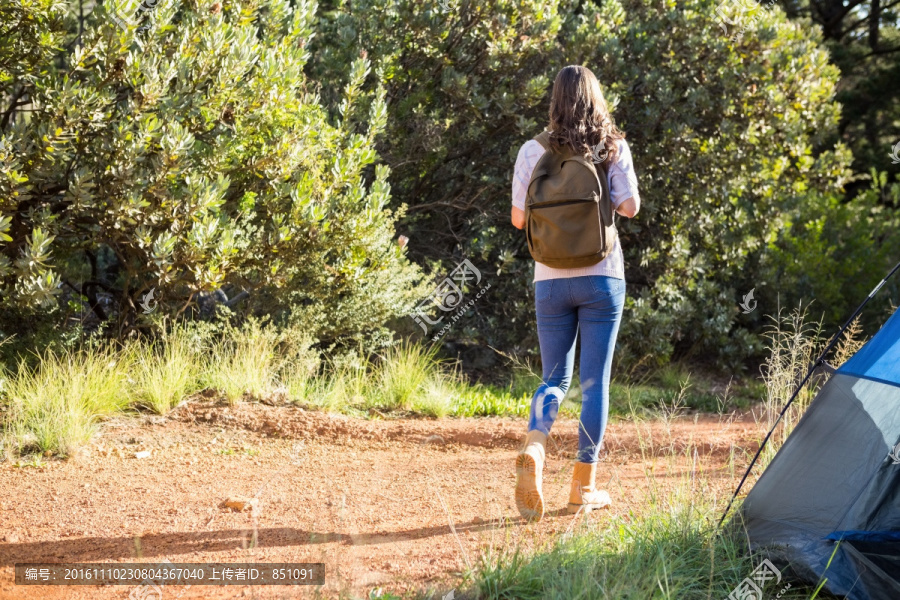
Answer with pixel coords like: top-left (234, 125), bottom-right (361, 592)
top-left (838, 308), bottom-right (900, 389)
top-left (826, 531), bottom-right (900, 543)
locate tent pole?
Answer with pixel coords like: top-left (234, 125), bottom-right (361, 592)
top-left (717, 260), bottom-right (900, 529)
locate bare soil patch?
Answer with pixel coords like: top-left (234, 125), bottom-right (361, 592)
top-left (0, 399), bottom-right (764, 599)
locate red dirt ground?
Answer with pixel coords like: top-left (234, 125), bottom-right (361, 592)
top-left (0, 398), bottom-right (765, 600)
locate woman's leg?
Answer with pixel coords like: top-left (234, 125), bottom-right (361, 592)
top-left (528, 278), bottom-right (577, 435)
top-left (574, 276), bottom-right (625, 463)
top-left (516, 278), bottom-right (577, 521)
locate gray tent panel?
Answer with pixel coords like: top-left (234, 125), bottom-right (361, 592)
top-left (742, 374), bottom-right (900, 599)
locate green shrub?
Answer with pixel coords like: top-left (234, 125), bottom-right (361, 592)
top-left (0, 0), bottom-right (425, 348)
top-left (759, 171), bottom-right (900, 330)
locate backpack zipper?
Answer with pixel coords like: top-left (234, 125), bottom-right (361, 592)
top-left (528, 197), bottom-right (597, 209)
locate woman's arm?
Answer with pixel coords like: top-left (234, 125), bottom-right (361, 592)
top-left (609, 141), bottom-right (640, 219)
top-left (615, 196), bottom-right (639, 218)
top-left (512, 140), bottom-right (544, 229)
top-left (511, 206), bottom-right (526, 229)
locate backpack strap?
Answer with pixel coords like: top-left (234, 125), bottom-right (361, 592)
top-left (527, 132), bottom-right (565, 192)
top-left (533, 130), bottom-right (552, 150)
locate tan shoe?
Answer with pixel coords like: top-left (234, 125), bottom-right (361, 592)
top-left (567, 461), bottom-right (611, 514)
top-left (515, 429), bottom-right (547, 521)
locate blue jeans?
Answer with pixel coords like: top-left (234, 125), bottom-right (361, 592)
top-left (527, 275), bottom-right (625, 464)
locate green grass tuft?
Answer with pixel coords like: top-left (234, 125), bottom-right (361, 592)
top-left (133, 327), bottom-right (204, 414)
top-left (374, 341), bottom-right (445, 411)
top-left (3, 348), bottom-right (134, 456)
top-left (203, 320), bottom-right (280, 403)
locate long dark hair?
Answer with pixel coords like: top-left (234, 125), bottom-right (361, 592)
top-left (547, 65), bottom-right (625, 168)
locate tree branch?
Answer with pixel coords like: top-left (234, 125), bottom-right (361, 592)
top-left (1, 86), bottom-right (29, 130)
top-left (862, 44), bottom-right (900, 58)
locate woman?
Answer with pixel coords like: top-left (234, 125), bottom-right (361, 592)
top-left (510, 65), bottom-right (640, 521)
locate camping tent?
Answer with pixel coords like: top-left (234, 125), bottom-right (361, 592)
top-left (741, 306), bottom-right (900, 599)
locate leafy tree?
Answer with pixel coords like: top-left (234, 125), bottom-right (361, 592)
top-left (311, 0), bottom-right (897, 370)
top-left (310, 0), bottom-right (565, 358)
top-left (778, 0), bottom-right (900, 187)
top-left (0, 0), bottom-right (424, 347)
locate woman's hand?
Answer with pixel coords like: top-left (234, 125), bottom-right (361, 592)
top-left (511, 206), bottom-right (526, 229)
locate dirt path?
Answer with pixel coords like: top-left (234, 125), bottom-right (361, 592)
top-left (0, 399), bottom-right (765, 599)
